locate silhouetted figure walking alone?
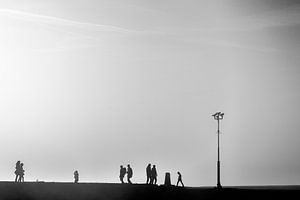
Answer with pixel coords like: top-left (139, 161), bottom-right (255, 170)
top-left (18, 163), bottom-right (25, 182)
top-left (176, 171), bottom-right (184, 187)
top-left (14, 161), bottom-right (21, 182)
top-left (146, 164), bottom-right (151, 184)
top-left (151, 165), bottom-right (157, 185)
top-left (127, 164), bottom-right (133, 184)
top-left (119, 165), bottom-right (126, 184)
top-left (74, 170), bottom-right (79, 183)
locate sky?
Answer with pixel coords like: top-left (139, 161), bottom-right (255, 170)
top-left (0, 0), bottom-right (300, 186)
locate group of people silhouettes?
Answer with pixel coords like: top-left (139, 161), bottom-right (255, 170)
top-left (14, 161), bottom-right (25, 182)
top-left (146, 164), bottom-right (157, 185)
top-left (14, 160), bottom-right (183, 187)
top-left (119, 163), bottom-right (183, 187)
top-left (119, 164), bottom-right (133, 184)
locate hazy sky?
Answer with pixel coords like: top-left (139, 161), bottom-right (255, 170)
top-left (0, 0), bottom-right (300, 186)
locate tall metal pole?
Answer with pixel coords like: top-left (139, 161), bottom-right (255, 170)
top-left (217, 118), bottom-right (221, 189)
top-left (212, 112), bottom-right (224, 189)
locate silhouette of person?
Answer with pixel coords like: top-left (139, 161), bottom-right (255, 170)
top-left (176, 171), bottom-right (184, 187)
top-left (127, 164), bottom-right (133, 184)
top-left (151, 165), bottom-right (157, 185)
top-left (18, 163), bottom-right (25, 182)
top-left (146, 164), bottom-right (151, 184)
top-left (74, 170), bottom-right (79, 183)
top-left (14, 161), bottom-right (21, 182)
top-left (119, 165), bottom-right (126, 184)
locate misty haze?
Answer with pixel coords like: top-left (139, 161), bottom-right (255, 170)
top-left (1, 0), bottom-right (300, 193)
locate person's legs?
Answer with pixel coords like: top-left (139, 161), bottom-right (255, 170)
top-left (127, 176), bottom-right (132, 184)
top-left (180, 180), bottom-right (184, 187)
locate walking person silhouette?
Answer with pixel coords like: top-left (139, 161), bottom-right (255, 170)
top-left (119, 165), bottom-right (126, 184)
top-left (127, 164), bottom-right (133, 184)
top-left (14, 161), bottom-right (21, 182)
top-left (146, 164), bottom-right (151, 184)
top-left (18, 163), bottom-right (25, 182)
top-left (74, 170), bottom-right (79, 183)
top-left (151, 165), bottom-right (157, 185)
top-left (176, 171), bottom-right (184, 187)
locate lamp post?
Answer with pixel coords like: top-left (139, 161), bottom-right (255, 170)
top-left (212, 112), bottom-right (224, 189)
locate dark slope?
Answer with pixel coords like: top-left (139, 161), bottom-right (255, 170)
top-left (1, 182), bottom-right (300, 200)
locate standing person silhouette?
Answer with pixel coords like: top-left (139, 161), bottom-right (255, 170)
top-left (151, 165), bottom-right (157, 185)
top-left (119, 165), bottom-right (126, 184)
top-left (146, 164), bottom-right (151, 184)
top-left (127, 164), bottom-right (133, 184)
top-left (18, 163), bottom-right (25, 182)
top-left (74, 170), bottom-right (79, 183)
top-left (176, 171), bottom-right (184, 187)
top-left (14, 161), bottom-right (21, 182)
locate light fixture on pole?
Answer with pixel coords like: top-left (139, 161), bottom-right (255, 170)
top-left (212, 112), bottom-right (224, 189)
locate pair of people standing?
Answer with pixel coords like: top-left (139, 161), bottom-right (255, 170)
top-left (146, 164), bottom-right (157, 185)
top-left (119, 164), bottom-right (133, 184)
top-left (14, 161), bottom-right (25, 182)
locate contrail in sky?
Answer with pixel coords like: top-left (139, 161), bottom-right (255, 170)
top-left (0, 8), bottom-right (138, 34)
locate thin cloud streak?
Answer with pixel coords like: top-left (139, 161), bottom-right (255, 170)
top-left (0, 8), bottom-right (140, 34)
top-left (1, 5), bottom-right (294, 54)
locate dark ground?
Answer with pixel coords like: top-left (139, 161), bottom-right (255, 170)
top-left (1, 182), bottom-right (300, 200)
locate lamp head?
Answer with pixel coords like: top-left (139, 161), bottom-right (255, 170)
top-left (212, 112), bottom-right (224, 120)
